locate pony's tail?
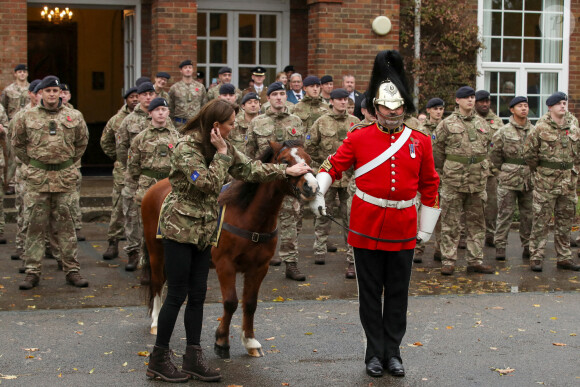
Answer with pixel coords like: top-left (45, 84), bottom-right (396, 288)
top-left (141, 243), bottom-right (154, 316)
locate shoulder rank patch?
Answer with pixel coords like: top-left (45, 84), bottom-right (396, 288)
top-left (190, 171), bottom-right (200, 181)
top-left (349, 121), bottom-right (373, 132)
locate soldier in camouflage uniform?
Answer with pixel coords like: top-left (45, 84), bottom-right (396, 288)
top-left (320, 75), bottom-right (334, 105)
top-left (117, 82), bottom-right (157, 271)
top-left (231, 92), bottom-right (260, 154)
top-left (11, 77), bottom-right (89, 289)
top-left (100, 86), bottom-right (139, 260)
top-left (432, 86), bottom-right (494, 276)
top-left (293, 76), bottom-right (330, 134)
top-left (489, 96), bottom-right (534, 261)
top-left (0, 104), bottom-right (9, 243)
top-left (414, 97), bottom-right (445, 262)
top-left (207, 67), bottom-right (243, 105)
top-left (246, 82), bottom-right (307, 280)
top-left (242, 66), bottom-right (269, 104)
top-left (474, 90), bottom-right (503, 247)
top-left (154, 72), bottom-right (170, 101)
top-left (523, 92), bottom-right (580, 272)
top-left (306, 88), bottom-right (359, 274)
top-left (1, 64), bottom-right (30, 120)
top-left (168, 60), bottom-right (207, 130)
top-left (217, 84), bottom-right (238, 106)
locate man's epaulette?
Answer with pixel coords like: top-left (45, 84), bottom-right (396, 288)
top-left (349, 121), bottom-right (374, 132)
top-left (409, 125), bottom-right (428, 137)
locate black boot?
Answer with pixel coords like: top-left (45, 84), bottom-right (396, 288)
top-left (146, 345), bottom-right (189, 383)
top-left (182, 345), bottom-right (222, 382)
top-left (125, 251), bottom-right (139, 271)
top-left (103, 239), bottom-right (119, 260)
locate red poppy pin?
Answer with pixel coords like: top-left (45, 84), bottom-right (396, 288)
top-left (292, 128), bottom-right (296, 134)
top-left (350, 122), bottom-right (354, 127)
top-left (566, 130), bottom-right (569, 136)
top-left (490, 120), bottom-right (494, 124)
top-left (67, 116), bottom-right (72, 122)
top-left (478, 127), bottom-right (487, 133)
top-left (195, 88), bottom-right (199, 92)
top-left (168, 143), bottom-right (174, 149)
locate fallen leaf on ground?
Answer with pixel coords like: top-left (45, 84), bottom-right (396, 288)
top-left (122, 362), bottom-right (128, 367)
top-left (78, 321), bottom-right (84, 325)
top-left (265, 337), bottom-right (275, 341)
top-left (550, 317), bottom-right (558, 320)
top-left (282, 383), bottom-right (290, 386)
top-left (304, 332), bottom-right (313, 335)
top-left (495, 367), bottom-right (515, 375)
top-left (315, 295), bottom-right (330, 301)
top-left (446, 326), bottom-right (454, 329)
top-left (89, 368), bottom-right (95, 374)
top-left (570, 333), bottom-right (577, 336)
top-left (552, 343), bottom-right (566, 346)
top-left (138, 351), bottom-right (150, 357)
top-left (23, 348), bottom-right (39, 352)
top-left (533, 304), bottom-right (540, 307)
top-left (491, 306), bottom-right (504, 310)
top-left (0, 374), bottom-right (18, 380)
top-left (273, 296), bottom-right (285, 302)
top-left (298, 283), bottom-right (311, 287)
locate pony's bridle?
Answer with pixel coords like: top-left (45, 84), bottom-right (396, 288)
top-left (274, 145), bottom-right (306, 199)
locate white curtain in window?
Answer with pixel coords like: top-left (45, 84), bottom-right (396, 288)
top-left (542, 0), bottom-right (564, 63)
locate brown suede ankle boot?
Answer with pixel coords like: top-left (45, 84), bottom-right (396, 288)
top-left (182, 345), bottom-right (222, 382)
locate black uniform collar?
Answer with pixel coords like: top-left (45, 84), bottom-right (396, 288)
top-left (377, 122), bottom-right (404, 134)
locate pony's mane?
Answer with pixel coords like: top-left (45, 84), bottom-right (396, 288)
top-left (218, 140), bottom-right (303, 209)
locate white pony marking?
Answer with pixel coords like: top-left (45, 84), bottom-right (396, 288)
top-left (241, 331), bottom-right (262, 350)
top-left (290, 148), bottom-right (319, 194)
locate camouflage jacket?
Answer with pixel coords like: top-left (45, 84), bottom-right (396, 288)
top-left (432, 110), bottom-right (492, 193)
top-left (245, 108), bottom-right (304, 159)
top-left (261, 100), bottom-right (295, 115)
top-left (116, 104), bottom-right (151, 168)
top-left (523, 114), bottom-right (580, 195)
top-left (11, 103), bottom-right (88, 192)
top-left (101, 104), bottom-right (131, 162)
top-left (168, 80), bottom-right (207, 120)
top-left (292, 96), bottom-right (330, 131)
top-left (490, 117), bottom-right (534, 191)
top-left (231, 111), bottom-right (256, 154)
top-left (242, 85), bottom-right (268, 104)
top-left (418, 119), bottom-right (440, 137)
top-left (159, 131), bottom-right (287, 247)
top-left (207, 82), bottom-right (243, 105)
top-left (1, 82), bottom-right (30, 120)
top-left (566, 111), bottom-right (579, 128)
top-left (155, 88), bottom-right (169, 101)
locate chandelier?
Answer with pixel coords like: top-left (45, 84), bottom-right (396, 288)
top-left (40, 6), bottom-right (73, 23)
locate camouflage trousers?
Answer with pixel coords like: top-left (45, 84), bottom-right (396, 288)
top-left (278, 196), bottom-right (303, 263)
top-left (529, 190), bottom-right (576, 262)
top-left (314, 186), bottom-right (351, 262)
top-left (23, 191), bottom-right (80, 275)
top-left (0, 169), bottom-right (5, 236)
top-left (106, 165), bottom-right (125, 241)
top-left (494, 186), bottom-right (532, 250)
top-left (440, 186), bottom-right (486, 265)
top-left (484, 175), bottom-right (497, 239)
top-left (71, 169), bottom-right (82, 231)
top-left (122, 186), bottom-right (142, 255)
top-left (14, 164), bottom-right (26, 251)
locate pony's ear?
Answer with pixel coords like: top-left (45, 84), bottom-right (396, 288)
top-left (269, 140), bottom-right (283, 154)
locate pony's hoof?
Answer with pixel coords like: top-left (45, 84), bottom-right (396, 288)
top-left (247, 347), bottom-right (264, 357)
top-left (150, 326), bottom-right (158, 335)
top-left (214, 343), bottom-right (230, 359)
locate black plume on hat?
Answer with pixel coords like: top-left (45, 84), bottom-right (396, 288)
top-left (365, 50), bottom-right (415, 116)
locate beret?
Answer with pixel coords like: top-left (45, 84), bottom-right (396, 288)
top-left (252, 66), bottom-right (266, 76)
top-left (148, 97), bottom-right (169, 112)
top-left (136, 76), bottom-right (151, 87)
top-left (509, 96), bottom-right (528, 108)
top-left (426, 98), bottom-right (445, 109)
top-left (241, 92), bottom-right (260, 105)
top-left (123, 86), bottom-right (138, 99)
top-left (38, 76), bottom-right (61, 90)
top-left (219, 83), bottom-right (236, 95)
top-left (218, 66), bottom-right (232, 75)
top-left (283, 65), bottom-right (295, 72)
top-left (267, 82), bottom-right (285, 96)
top-left (196, 70), bottom-right (205, 78)
top-left (156, 72), bottom-right (170, 79)
top-left (29, 79), bottom-right (41, 92)
top-left (456, 86), bottom-right (475, 99)
top-left (179, 59), bottom-right (193, 68)
top-left (330, 88), bottom-right (349, 99)
top-left (303, 76), bottom-right (321, 87)
top-left (320, 75), bottom-right (333, 84)
top-left (546, 91), bottom-right (567, 107)
top-left (475, 90), bottom-right (491, 101)
top-left (59, 83), bottom-right (70, 91)
top-left (14, 64), bottom-right (27, 72)
top-left (137, 82), bottom-right (155, 94)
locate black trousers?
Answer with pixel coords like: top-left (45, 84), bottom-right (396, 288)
top-left (353, 247), bottom-right (414, 363)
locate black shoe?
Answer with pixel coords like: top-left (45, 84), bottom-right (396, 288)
top-left (485, 235), bottom-right (495, 247)
top-left (327, 244), bottom-right (337, 253)
top-left (557, 260), bottom-right (580, 271)
top-left (386, 357), bottom-right (405, 377)
top-left (530, 260), bottom-right (543, 272)
top-left (458, 239), bottom-right (467, 249)
top-left (434, 250), bottom-right (442, 262)
top-left (366, 357), bottom-right (383, 377)
top-left (314, 254), bottom-right (326, 265)
top-left (413, 255), bottom-right (423, 263)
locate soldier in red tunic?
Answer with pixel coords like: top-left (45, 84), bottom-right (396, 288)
top-left (310, 51), bottom-right (440, 378)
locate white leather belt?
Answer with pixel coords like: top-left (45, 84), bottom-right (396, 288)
top-left (355, 188), bottom-right (418, 209)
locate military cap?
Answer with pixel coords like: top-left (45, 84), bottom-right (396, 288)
top-left (475, 90), bottom-right (491, 101)
top-left (267, 82), bottom-right (285, 96)
top-left (219, 83), bottom-right (236, 95)
top-left (123, 86), bottom-right (138, 99)
top-left (218, 66), bottom-right (232, 75)
top-left (28, 79), bottom-right (41, 92)
top-left (137, 82), bottom-right (155, 94)
top-left (14, 64), bottom-right (27, 72)
top-left (303, 76), bottom-right (321, 87)
top-left (241, 92), bottom-right (260, 105)
top-left (179, 59), bottom-right (193, 68)
top-left (136, 76), bottom-right (151, 87)
top-left (148, 97), bottom-right (169, 112)
top-left (33, 82), bottom-right (43, 93)
top-left (330, 88), bottom-right (349, 99)
top-left (59, 83), bottom-right (70, 91)
top-left (197, 70), bottom-right (205, 79)
top-left (455, 86), bottom-right (475, 99)
top-left (320, 75), bottom-right (333, 84)
top-left (426, 98), bottom-right (445, 109)
top-left (283, 65), bottom-right (295, 72)
top-left (156, 72), bottom-right (171, 79)
top-left (509, 96), bottom-right (528, 108)
top-left (546, 92), bottom-right (567, 107)
top-left (252, 66), bottom-right (266, 76)
top-left (38, 76), bottom-right (60, 90)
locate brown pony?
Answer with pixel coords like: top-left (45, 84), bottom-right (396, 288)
top-left (142, 140), bottom-right (318, 358)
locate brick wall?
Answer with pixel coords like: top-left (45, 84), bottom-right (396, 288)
top-left (306, 0), bottom-right (400, 90)
top-left (569, 0), bottom-right (580, 117)
top-left (0, 0), bottom-right (27, 88)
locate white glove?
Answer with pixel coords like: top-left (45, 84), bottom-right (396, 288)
top-left (309, 192), bottom-right (327, 217)
top-left (416, 231), bottom-right (432, 244)
top-left (416, 205), bottom-right (441, 244)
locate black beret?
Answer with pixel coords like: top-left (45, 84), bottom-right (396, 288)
top-left (546, 91), bottom-right (567, 107)
top-left (123, 86), bottom-right (138, 99)
top-left (196, 70), bottom-right (205, 78)
top-left (219, 83), bottom-right (235, 95)
top-left (426, 98), bottom-right (445, 109)
top-left (156, 72), bottom-right (171, 79)
top-left (136, 76), bottom-right (151, 87)
top-left (330, 88), bottom-right (349, 99)
top-left (38, 76), bottom-right (61, 90)
top-left (303, 76), bottom-right (321, 87)
top-left (267, 82), bottom-right (285, 96)
top-left (283, 65), bottom-right (295, 72)
top-left (59, 83), bottom-right (70, 91)
top-left (148, 97), bottom-right (169, 112)
top-left (218, 66), bottom-right (232, 75)
top-left (241, 92), bottom-right (260, 105)
top-left (179, 59), bottom-right (193, 68)
top-left (137, 82), bottom-right (155, 94)
top-left (252, 66), bottom-right (266, 76)
top-left (14, 64), bottom-right (27, 72)
top-left (28, 79), bottom-right (41, 92)
top-left (320, 75), bottom-right (333, 84)
top-left (456, 86), bottom-right (475, 99)
top-left (475, 90), bottom-right (491, 101)
top-left (509, 96), bottom-right (528, 108)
